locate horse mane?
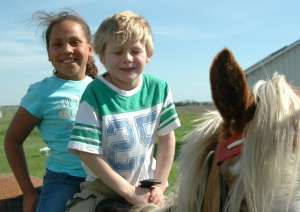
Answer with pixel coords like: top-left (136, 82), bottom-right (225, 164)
top-left (226, 73), bottom-right (300, 212)
top-left (132, 111), bottom-right (223, 212)
top-left (172, 111), bottom-right (223, 211)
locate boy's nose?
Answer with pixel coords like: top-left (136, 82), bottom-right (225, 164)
top-left (123, 52), bottom-right (133, 62)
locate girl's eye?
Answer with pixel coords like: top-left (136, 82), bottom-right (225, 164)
top-left (52, 43), bottom-right (61, 47)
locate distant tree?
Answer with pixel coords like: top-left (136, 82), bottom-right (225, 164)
top-left (174, 100), bottom-right (213, 107)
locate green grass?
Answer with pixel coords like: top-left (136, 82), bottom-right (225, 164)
top-left (0, 106), bottom-right (203, 190)
top-left (0, 106), bottom-right (47, 178)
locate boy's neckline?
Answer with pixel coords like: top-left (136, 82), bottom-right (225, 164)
top-left (100, 73), bottom-right (143, 96)
top-left (102, 72), bottom-right (142, 91)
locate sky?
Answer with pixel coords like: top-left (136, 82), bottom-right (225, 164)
top-left (1, 0), bottom-right (300, 106)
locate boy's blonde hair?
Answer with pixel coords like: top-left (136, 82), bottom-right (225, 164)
top-left (93, 10), bottom-right (154, 58)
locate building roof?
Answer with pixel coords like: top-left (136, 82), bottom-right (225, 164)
top-left (244, 39), bottom-right (300, 75)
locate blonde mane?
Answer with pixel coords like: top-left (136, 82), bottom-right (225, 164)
top-left (173, 111), bottom-right (222, 211)
top-left (132, 111), bottom-right (223, 212)
top-left (226, 73), bottom-right (300, 212)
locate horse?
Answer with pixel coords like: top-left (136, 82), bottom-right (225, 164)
top-left (0, 173), bottom-right (43, 212)
top-left (132, 47), bottom-right (300, 212)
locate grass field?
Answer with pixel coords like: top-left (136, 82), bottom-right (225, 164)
top-left (0, 106), bottom-right (49, 177)
top-left (0, 105), bottom-right (213, 190)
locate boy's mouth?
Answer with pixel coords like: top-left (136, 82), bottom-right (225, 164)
top-left (120, 67), bottom-right (134, 72)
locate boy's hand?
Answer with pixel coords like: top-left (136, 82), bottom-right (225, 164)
top-left (127, 186), bottom-right (150, 205)
top-left (148, 185), bottom-right (165, 205)
top-left (139, 179), bottom-right (165, 205)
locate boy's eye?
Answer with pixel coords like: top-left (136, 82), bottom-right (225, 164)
top-left (71, 40), bottom-right (81, 45)
top-left (132, 48), bottom-right (143, 54)
top-left (113, 51), bottom-right (122, 55)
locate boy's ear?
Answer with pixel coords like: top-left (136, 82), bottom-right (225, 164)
top-left (146, 57), bottom-right (151, 63)
top-left (99, 55), bottom-right (105, 65)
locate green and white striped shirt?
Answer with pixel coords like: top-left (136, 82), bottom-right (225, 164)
top-left (68, 73), bottom-right (180, 185)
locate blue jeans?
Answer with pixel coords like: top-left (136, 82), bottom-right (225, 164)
top-left (35, 169), bottom-right (85, 212)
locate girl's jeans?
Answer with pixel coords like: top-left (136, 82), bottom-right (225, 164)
top-left (35, 169), bottom-right (85, 212)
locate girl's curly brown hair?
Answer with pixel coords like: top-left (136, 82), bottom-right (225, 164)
top-left (86, 56), bottom-right (98, 79)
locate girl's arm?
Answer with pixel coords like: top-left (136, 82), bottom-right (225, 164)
top-left (4, 106), bottom-right (41, 212)
top-left (149, 131), bottom-right (176, 205)
top-left (77, 151), bottom-right (150, 205)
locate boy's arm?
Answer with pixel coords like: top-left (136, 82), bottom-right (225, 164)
top-left (77, 151), bottom-right (150, 205)
top-left (149, 131), bottom-right (176, 205)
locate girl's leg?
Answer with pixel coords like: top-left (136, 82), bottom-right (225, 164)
top-left (35, 169), bottom-right (85, 212)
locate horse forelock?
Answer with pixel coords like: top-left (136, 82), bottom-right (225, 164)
top-left (225, 73), bottom-right (300, 212)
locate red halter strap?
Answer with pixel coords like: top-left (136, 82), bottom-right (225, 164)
top-left (216, 131), bottom-right (244, 165)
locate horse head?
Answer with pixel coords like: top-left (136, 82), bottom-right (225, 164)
top-left (208, 48), bottom-right (300, 212)
top-left (209, 48), bottom-right (256, 211)
top-left (132, 48), bottom-right (300, 212)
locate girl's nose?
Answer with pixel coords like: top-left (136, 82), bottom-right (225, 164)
top-left (62, 44), bottom-right (73, 55)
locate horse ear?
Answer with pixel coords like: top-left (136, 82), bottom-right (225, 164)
top-left (210, 48), bottom-right (256, 132)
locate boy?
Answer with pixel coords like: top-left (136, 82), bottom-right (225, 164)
top-left (67, 10), bottom-right (180, 211)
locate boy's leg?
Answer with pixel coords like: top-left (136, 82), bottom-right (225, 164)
top-left (35, 169), bottom-right (84, 212)
top-left (66, 179), bottom-right (120, 212)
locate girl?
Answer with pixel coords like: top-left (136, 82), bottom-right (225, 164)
top-left (4, 8), bottom-right (97, 212)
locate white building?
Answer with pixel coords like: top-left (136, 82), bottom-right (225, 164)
top-left (245, 39), bottom-right (300, 88)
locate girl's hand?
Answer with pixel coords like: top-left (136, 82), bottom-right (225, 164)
top-left (23, 189), bottom-right (39, 212)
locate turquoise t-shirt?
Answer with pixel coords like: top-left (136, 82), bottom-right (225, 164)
top-left (21, 75), bottom-right (93, 178)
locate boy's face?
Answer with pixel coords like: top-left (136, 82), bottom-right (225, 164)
top-left (99, 40), bottom-right (150, 91)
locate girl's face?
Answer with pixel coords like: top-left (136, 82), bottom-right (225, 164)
top-left (100, 40), bottom-right (150, 90)
top-left (47, 21), bottom-right (92, 80)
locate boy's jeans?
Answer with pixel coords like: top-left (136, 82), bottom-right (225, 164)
top-left (35, 169), bottom-right (85, 212)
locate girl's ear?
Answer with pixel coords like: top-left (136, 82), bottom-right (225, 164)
top-left (47, 48), bottom-right (51, 62)
top-left (88, 43), bottom-right (93, 56)
top-left (146, 57), bottom-right (151, 63)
